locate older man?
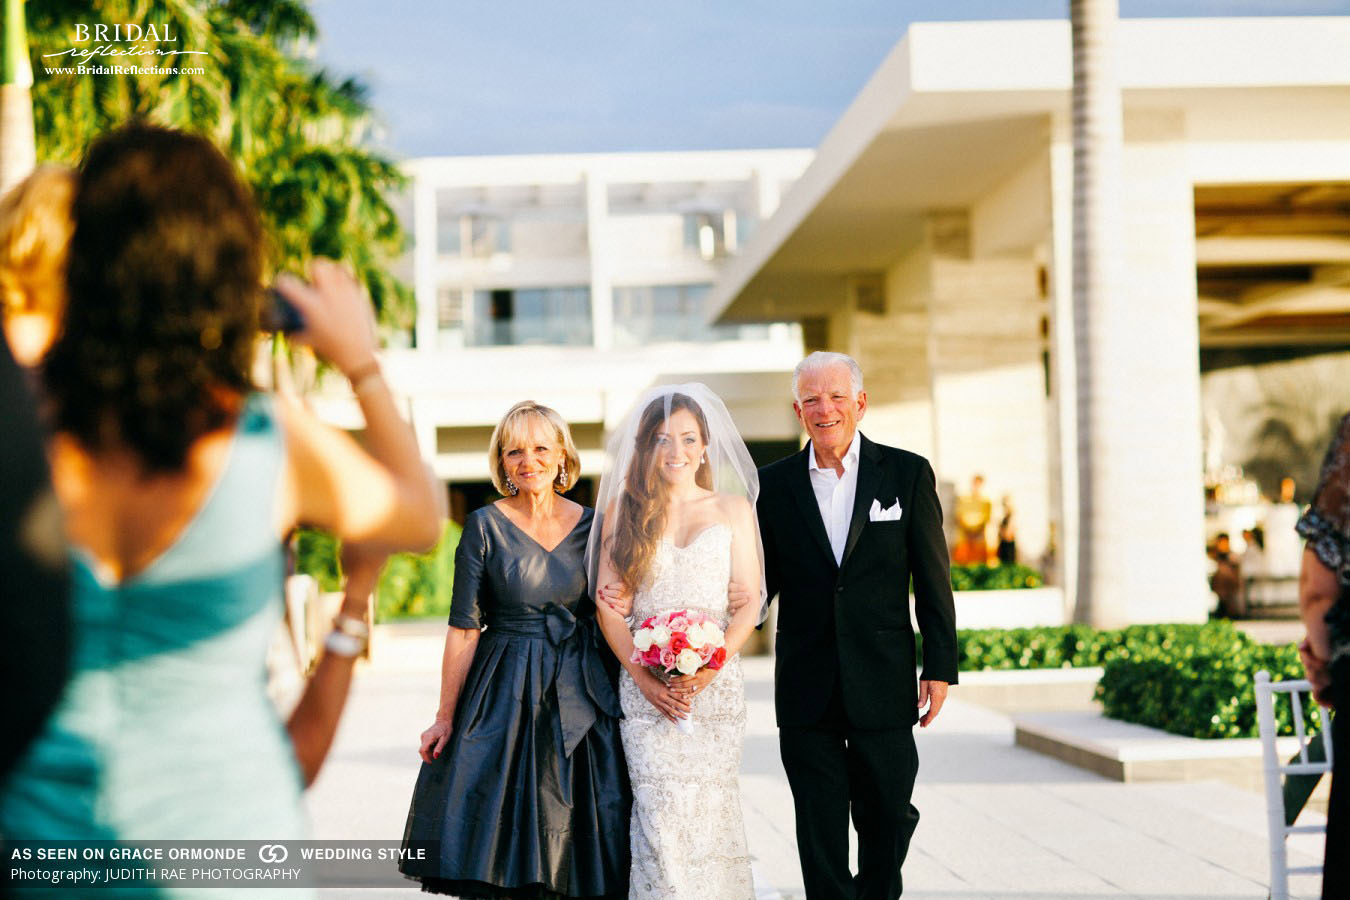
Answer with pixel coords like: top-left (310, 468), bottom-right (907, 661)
top-left (757, 351), bottom-right (958, 899)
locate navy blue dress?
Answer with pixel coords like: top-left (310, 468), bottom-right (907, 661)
top-left (401, 504), bottom-right (629, 899)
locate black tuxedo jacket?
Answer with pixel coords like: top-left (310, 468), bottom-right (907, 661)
top-left (757, 434), bottom-right (958, 730)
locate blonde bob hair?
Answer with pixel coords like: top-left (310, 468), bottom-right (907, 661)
top-left (0, 165), bottom-right (76, 322)
top-left (488, 401), bottom-right (581, 496)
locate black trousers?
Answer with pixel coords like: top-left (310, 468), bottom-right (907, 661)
top-left (779, 688), bottom-right (920, 900)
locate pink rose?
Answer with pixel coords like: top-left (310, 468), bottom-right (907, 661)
top-left (644, 647), bottom-right (663, 667)
top-left (659, 648), bottom-right (676, 671)
top-left (669, 616), bottom-right (690, 633)
top-left (698, 644), bottom-right (715, 665)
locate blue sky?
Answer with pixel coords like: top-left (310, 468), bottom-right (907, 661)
top-left (309, 1), bottom-right (1350, 160)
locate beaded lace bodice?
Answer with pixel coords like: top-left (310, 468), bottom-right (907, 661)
top-left (630, 523), bottom-right (732, 625)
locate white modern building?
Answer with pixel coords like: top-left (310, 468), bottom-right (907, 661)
top-left (319, 149), bottom-right (814, 519)
top-left (708, 17), bottom-right (1350, 624)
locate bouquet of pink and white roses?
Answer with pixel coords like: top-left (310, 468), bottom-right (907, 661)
top-left (630, 609), bottom-right (727, 733)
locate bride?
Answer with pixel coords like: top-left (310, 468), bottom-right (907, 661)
top-left (589, 384), bottom-right (764, 900)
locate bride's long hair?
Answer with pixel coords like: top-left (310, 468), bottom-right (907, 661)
top-left (608, 392), bottom-right (712, 592)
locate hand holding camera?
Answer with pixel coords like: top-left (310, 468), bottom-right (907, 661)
top-left (272, 260), bottom-right (379, 379)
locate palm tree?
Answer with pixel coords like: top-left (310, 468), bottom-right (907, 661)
top-left (25, 0), bottom-right (411, 330)
top-left (1070, 0), bottom-right (1127, 627)
top-left (0, 0), bottom-right (36, 194)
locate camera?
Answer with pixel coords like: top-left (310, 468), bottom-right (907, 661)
top-left (260, 286), bottom-right (304, 334)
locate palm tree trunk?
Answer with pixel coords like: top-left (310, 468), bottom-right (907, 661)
top-left (1070, 0), bottom-right (1127, 627)
top-left (0, 0), bottom-right (35, 195)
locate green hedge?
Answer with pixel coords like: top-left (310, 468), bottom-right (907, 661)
top-left (1095, 631), bottom-right (1314, 739)
top-left (935, 621), bottom-right (1317, 740)
top-left (293, 527), bottom-right (343, 592)
top-left (949, 563), bottom-right (1043, 591)
top-left (951, 622), bottom-right (1225, 671)
top-left (292, 521), bottom-right (461, 622)
top-left (374, 520), bottom-right (460, 620)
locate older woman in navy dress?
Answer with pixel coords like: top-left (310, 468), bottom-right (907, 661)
top-left (401, 401), bottom-right (630, 899)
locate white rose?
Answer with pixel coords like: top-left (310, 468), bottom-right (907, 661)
top-left (685, 623), bottom-right (708, 649)
top-left (675, 648), bottom-right (703, 676)
top-left (649, 625), bottom-right (672, 648)
top-left (632, 628), bottom-right (654, 652)
top-left (705, 622), bottom-right (726, 648)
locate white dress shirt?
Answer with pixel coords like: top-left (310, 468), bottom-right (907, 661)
top-left (807, 431), bottom-right (862, 565)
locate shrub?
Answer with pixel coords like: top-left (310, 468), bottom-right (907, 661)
top-left (930, 620), bottom-right (1316, 740)
top-left (949, 563), bottom-right (1043, 591)
top-left (949, 622), bottom-right (1233, 671)
top-left (1095, 634), bottom-right (1314, 740)
top-left (292, 521), bottom-right (462, 621)
top-left (294, 527), bottom-right (341, 592)
top-left (374, 520), bottom-right (460, 620)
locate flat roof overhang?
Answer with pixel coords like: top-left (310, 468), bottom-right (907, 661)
top-left (710, 17), bottom-right (1350, 324)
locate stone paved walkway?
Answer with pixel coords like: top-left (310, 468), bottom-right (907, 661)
top-left (306, 623), bottom-right (1326, 899)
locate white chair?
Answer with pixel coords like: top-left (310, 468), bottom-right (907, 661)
top-left (1255, 670), bottom-right (1334, 900)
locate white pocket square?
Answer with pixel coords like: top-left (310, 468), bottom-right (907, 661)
top-left (868, 499), bottom-right (903, 522)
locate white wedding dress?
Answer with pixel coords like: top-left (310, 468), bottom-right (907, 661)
top-left (618, 523), bottom-right (753, 899)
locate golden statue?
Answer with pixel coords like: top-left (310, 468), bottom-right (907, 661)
top-left (953, 474), bottom-right (991, 565)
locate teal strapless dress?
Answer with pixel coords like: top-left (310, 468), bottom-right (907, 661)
top-left (0, 393), bottom-right (308, 893)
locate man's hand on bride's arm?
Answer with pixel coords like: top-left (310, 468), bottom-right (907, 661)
top-left (918, 680), bottom-right (949, 728)
top-left (726, 580), bottom-right (753, 616)
top-left (670, 667), bottom-right (718, 698)
top-left (597, 582), bottom-right (633, 617)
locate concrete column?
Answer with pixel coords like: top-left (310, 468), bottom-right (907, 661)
top-left (459, 284), bottom-right (475, 348)
top-left (848, 247), bottom-right (934, 460)
top-left (924, 212), bottom-right (1050, 565)
top-left (412, 171), bottom-right (439, 353)
top-left (1052, 107), bottom-right (1210, 624)
top-left (1115, 112), bottom-right (1208, 622)
top-left (585, 172), bottom-right (613, 351)
top-left (1048, 130), bottom-right (1080, 612)
top-left (753, 166), bottom-right (781, 221)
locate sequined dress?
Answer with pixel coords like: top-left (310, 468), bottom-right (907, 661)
top-left (618, 523), bottom-right (752, 899)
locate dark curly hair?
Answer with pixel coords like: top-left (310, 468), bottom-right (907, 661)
top-left (43, 125), bottom-right (264, 471)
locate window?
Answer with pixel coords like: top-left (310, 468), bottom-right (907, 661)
top-left (437, 287), bottom-right (464, 330)
top-left (683, 213), bottom-right (725, 260)
top-left (436, 287), bottom-right (467, 347)
top-left (436, 222), bottom-right (461, 255)
top-left (470, 287), bottom-right (591, 346)
top-left (612, 284), bottom-right (769, 346)
top-left (433, 213), bottom-right (510, 258)
top-left (679, 208), bottom-right (753, 260)
top-left (468, 217), bottom-right (511, 257)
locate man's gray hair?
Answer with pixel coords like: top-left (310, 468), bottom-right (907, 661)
top-left (792, 351), bottom-right (864, 401)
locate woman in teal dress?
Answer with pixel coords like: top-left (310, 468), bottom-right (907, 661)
top-left (0, 126), bottom-right (440, 889)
